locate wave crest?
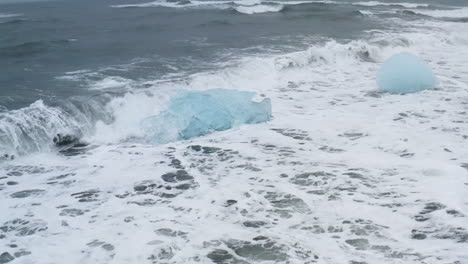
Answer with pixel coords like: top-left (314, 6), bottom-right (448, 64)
top-left (234, 4), bottom-right (284, 14)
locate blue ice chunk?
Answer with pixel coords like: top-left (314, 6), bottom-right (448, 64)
top-left (141, 89), bottom-right (272, 143)
top-left (377, 52), bottom-right (436, 94)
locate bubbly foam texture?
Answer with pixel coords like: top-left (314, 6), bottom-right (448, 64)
top-left (91, 90), bottom-right (173, 143)
top-left (1, 19), bottom-right (468, 263)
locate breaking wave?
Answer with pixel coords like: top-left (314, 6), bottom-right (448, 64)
top-left (111, 0), bottom-right (334, 13)
top-left (0, 94), bottom-right (114, 156)
top-left (352, 1), bottom-right (429, 8)
top-left (411, 7), bottom-right (468, 19)
top-left (1, 26), bottom-right (466, 157)
top-left (234, 4), bottom-right (284, 14)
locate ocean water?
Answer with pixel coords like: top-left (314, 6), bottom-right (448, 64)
top-left (1, 0), bottom-right (468, 263)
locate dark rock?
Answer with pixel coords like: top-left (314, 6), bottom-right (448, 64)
top-left (0, 252), bottom-right (14, 264)
top-left (53, 133), bottom-right (79, 147)
top-left (6, 181), bottom-right (17, 186)
top-left (53, 134), bottom-right (90, 156)
top-left (1, 154), bottom-right (14, 161)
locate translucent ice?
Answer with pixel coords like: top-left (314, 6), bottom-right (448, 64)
top-left (377, 52), bottom-right (436, 94)
top-left (141, 89), bottom-right (272, 143)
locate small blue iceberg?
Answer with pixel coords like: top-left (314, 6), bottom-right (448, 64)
top-left (141, 89), bottom-right (272, 143)
top-left (377, 52), bottom-right (436, 94)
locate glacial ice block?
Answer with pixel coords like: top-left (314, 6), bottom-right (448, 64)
top-left (377, 52), bottom-right (436, 94)
top-left (141, 89), bottom-right (272, 143)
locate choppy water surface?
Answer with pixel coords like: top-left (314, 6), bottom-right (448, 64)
top-left (0, 0), bottom-right (467, 263)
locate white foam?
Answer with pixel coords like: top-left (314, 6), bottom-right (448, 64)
top-left (412, 7), bottom-right (468, 18)
top-left (90, 89), bottom-right (174, 143)
top-left (353, 1), bottom-right (429, 8)
top-left (0, 13), bottom-right (22, 19)
top-left (111, 0), bottom-right (336, 11)
top-left (111, 0), bottom-right (230, 9)
top-left (88, 76), bottom-right (133, 91)
top-left (233, 0), bottom-right (262, 6)
top-left (235, 4), bottom-right (284, 14)
top-left (0, 100), bottom-right (81, 155)
top-left (83, 19), bottom-right (468, 146)
top-left (2, 13), bottom-right (468, 264)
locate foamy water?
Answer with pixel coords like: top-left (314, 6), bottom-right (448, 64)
top-left (1, 1), bottom-right (468, 263)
